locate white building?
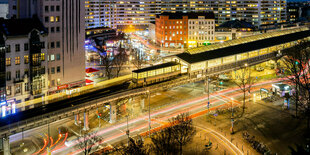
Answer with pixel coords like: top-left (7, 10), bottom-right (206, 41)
top-left (85, 0), bottom-right (287, 30)
top-left (188, 16), bottom-right (215, 47)
top-left (8, 0), bottom-right (85, 93)
top-left (0, 18), bottom-right (48, 114)
top-left (0, 0), bottom-right (8, 19)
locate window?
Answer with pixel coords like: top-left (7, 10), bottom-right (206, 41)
top-left (45, 16), bottom-right (49, 22)
top-left (6, 72), bottom-right (11, 81)
top-left (45, 6), bottom-right (49, 12)
top-left (6, 58), bottom-right (11, 66)
top-left (57, 66), bottom-right (60, 73)
top-left (56, 41), bottom-right (60, 48)
top-left (56, 27), bottom-right (60, 32)
top-left (51, 80), bottom-right (55, 86)
top-left (15, 44), bottom-right (20, 52)
top-left (24, 55), bottom-right (29, 64)
top-left (15, 83), bottom-right (21, 94)
top-left (51, 27), bottom-right (55, 33)
top-left (56, 53), bottom-right (61, 60)
top-left (41, 67), bottom-right (45, 74)
top-left (51, 67), bottom-right (55, 74)
top-left (51, 6), bottom-right (54, 11)
top-left (25, 83), bottom-right (29, 91)
top-left (6, 86), bottom-right (11, 95)
top-left (24, 43), bottom-right (29, 51)
top-left (50, 54), bottom-right (55, 61)
top-left (50, 42), bottom-right (55, 48)
top-left (6, 45), bottom-right (10, 53)
top-left (56, 5), bottom-right (60, 11)
top-left (50, 16), bottom-right (54, 22)
top-left (55, 16), bottom-right (60, 22)
top-left (15, 57), bottom-right (20, 65)
top-left (41, 42), bottom-right (45, 48)
top-left (41, 53), bottom-right (45, 61)
top-left (16, 70), bottom-right (20, 79)
top-left (24, 69), bottom-right (29, 77)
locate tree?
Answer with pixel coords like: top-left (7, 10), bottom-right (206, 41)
top-left (114, 44), bottom-right (128, 77)
top-left (99, 50), bottom-right (114, 79)
top-left (150, 127), bottom-right (179, 155)
top-left (77, 131), bottom-right (104, 155)
top-left (116, 136), bottom-right (150, 155)
top-left (170, 113), bottom-right (196, 153)
top-left (131, 48), bottom-right (146, 70)
top-left (282, 41), bottom-right (310, 128)
top-left (233, 64), bottom-right (254, 117)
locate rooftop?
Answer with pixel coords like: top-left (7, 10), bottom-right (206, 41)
top-left (176, 29), bottom-right (310, 64)
top-left (0, 17), bottom-right (47, 37)
top-left (156, 12), bottom-right (215, 19)
top-left (185, 27), bottom-right (309, 55)
top-left (133, 62), bottom-right (179, 73)
top-left (218, 19), bottom-right (256, 29)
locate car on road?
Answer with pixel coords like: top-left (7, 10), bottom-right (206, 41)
top-left (256, 66), bottom-right (264, 72)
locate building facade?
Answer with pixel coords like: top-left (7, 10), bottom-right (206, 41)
top-left (0, 18), bottom-right (48, 115)
top-left (156, 12), bottom-right (215, 48)
top-left (0, 0), bottom-right (8, 19)
top-left (8, 0), bottom-right (85, 93)
top-left (86, 0), bottom-right (287, 30)
top-left (287, 1), bottom-right (310, 22)
top-left (85, 0), bottom-right (160, 32)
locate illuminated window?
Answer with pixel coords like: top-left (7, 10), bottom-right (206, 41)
top-left (55, 16), bottom-right (60, 22)
top-left (6, 58), bottom-right (11, 66)
top-left (50, 16), bottom-right (54, 22)
top-left (41, 53), bottom-right (45, 61)
top-left (24, 55), bottom-right (29, 64)
top-left (15, 56), bottom-right (20, 65)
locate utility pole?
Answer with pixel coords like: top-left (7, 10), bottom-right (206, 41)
top-left (126, 115), bottom-right (130, 146)
top-left (148, 90), bottom-right (151, 137)
top-left (231, 98), bottom-right (234, 134)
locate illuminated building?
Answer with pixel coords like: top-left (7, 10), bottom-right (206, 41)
top-left (287, 1), bottom-right (310, 22)
top-left (0, 18), bottom-right (48, 115)
top-left (155, 12), bottom-right (215, 48)
top-left (85, 0), bottom-right (160, 31)
top-left (203, 0), bottom-right (287, 27)
top-left (8, 0), bottom-right (86, 93)
top-left (86, 0), bottom-right (286, 30)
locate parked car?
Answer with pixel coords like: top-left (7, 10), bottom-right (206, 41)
top-left (256, 66), bottom-right (264, 72)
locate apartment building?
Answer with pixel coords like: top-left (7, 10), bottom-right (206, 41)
top-left (85, 0), bottom-right (160, 32)
top-left (156, 12), bottom-right (215, 48)
top-left (0, 18), bottom-right (48, 115)
top-left (86, 0), bottom-right (286, 30)
top-left (8, 0), bottom-right (85, 93)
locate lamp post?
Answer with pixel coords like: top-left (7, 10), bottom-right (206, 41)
top-left (230, 98), bottom-right (234, 134)
top-left (147, 90), bottom-right (151, 137)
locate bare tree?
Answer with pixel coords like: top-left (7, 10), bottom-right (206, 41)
top-left (116, 136), bottom-right (150, 155)
top-left (131, 48), bottom-right (146, 70)
top-left (77, 131), bottom-right (104, 155)
top-left (150, 127), bottom-right (178, 155)
top-left (99, 50), bottom-right (114, 80)
top-left (282, 41), bottom-right (310, 128)
top-left (234, 64), bottom-right (254, 117)
top-left (170, 113), bottom-right (196, 153)
top-left (114, 44), bottom-right (128, 77)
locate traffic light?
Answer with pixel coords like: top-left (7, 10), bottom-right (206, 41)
top-left (220, 81), bottom-right (223, 85)
top-left (295, 61), bottom-right (299, 65)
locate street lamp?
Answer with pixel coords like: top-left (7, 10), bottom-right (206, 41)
top-left (230, 98), bottom-right (234, 134)
top-left (147, 90), bottom-right (151, 137)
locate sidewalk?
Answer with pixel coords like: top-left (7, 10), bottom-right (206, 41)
top-left (192, 95), bottom-right (307, 155)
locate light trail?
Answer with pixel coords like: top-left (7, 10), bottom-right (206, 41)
top-left (50, 77), bottom-right (282, 154)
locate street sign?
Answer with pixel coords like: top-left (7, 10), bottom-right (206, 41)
top-left (207, 102), bottom-right (210, 108)
top-left (214, 113), bottom-right (218, 117)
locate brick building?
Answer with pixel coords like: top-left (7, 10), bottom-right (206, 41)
top-left (155, 12), bottom-right (215, 48)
